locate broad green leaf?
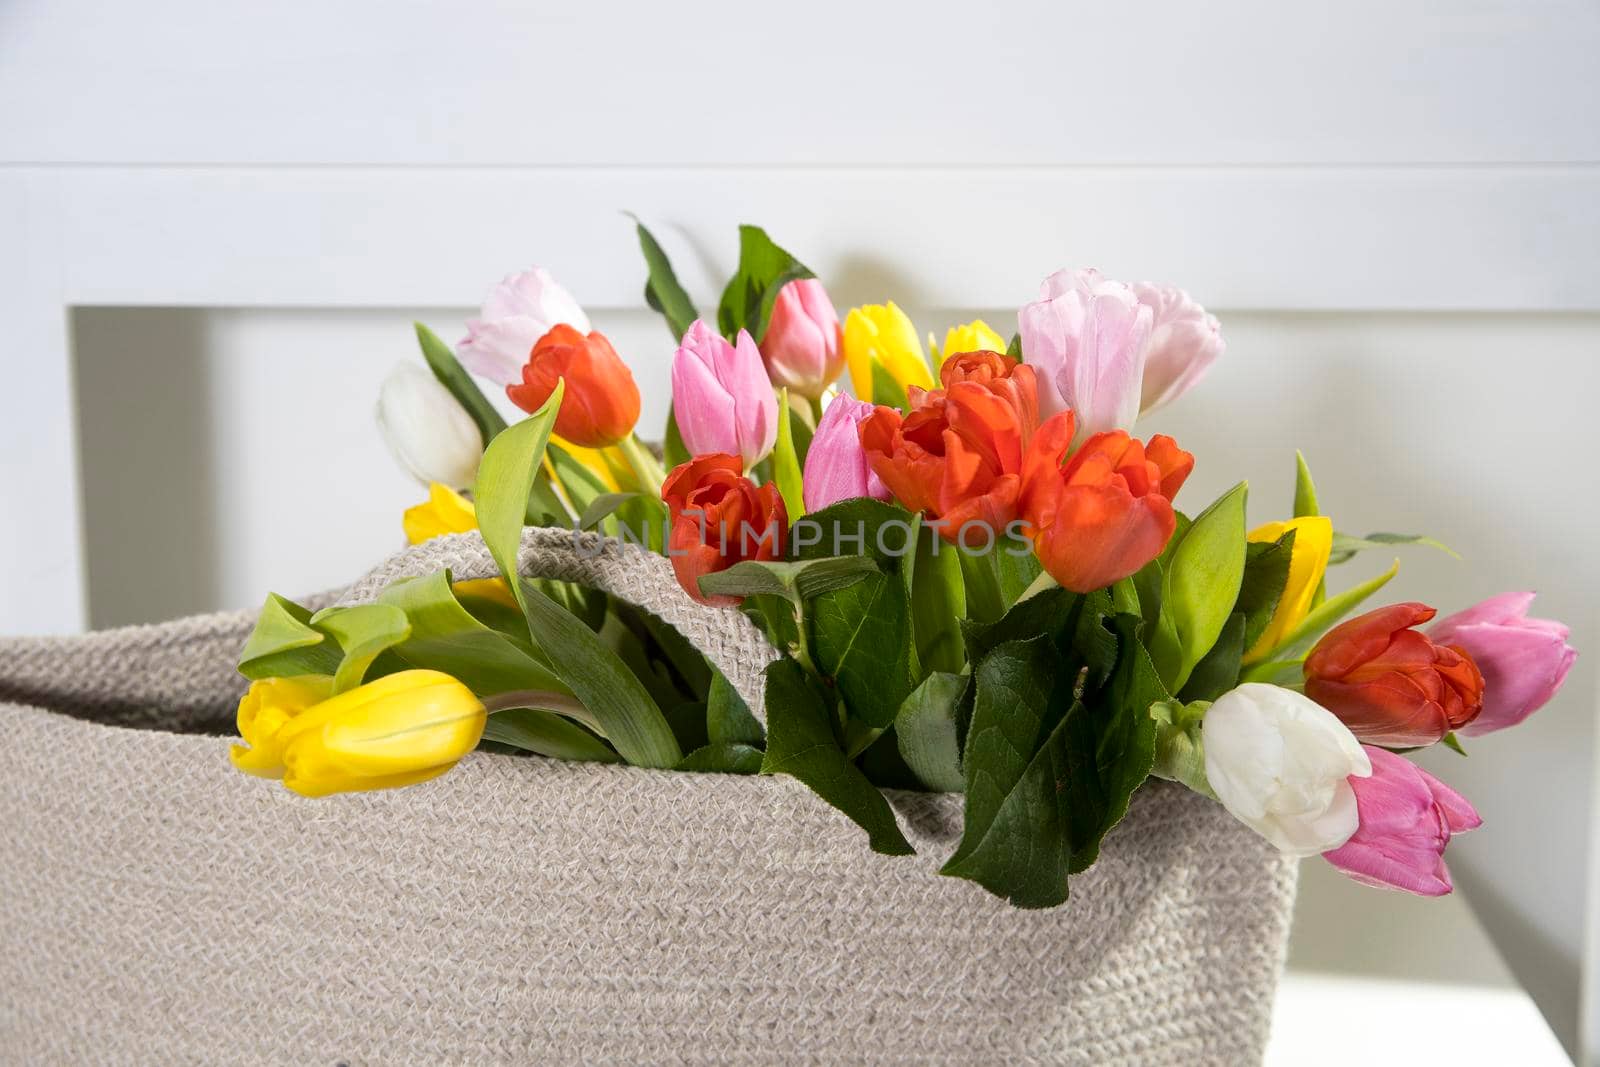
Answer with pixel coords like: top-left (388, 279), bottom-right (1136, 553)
top-left (379, 570), bottom-right (567, 695)
top-left (1177, 611), bottom-right (1246, 703)
top-left (993, 538), bottom-right (1043, 613)
top-left (1149, 482), bottom-right (1248, 693)
top-left (238, 594), bottom-right (342, 680)
top-left (869, 360), bottom-right (910, 412)
top-left (895, 671), bottom-right (967, 793)
top-left (1242, 558), bottom-right (1401, 679)
top-left (663, 410), bottom-right (690, 469)
top-left (676, 743), bottom-right (765, 775)
top-left (633, 218), bottom-right (698, 340)
top-left (961, 585), bottom-right (1078, 666)
top-left (903, 520), bottom-right (966, 676)
top-left (716, 225), bottom-right (815, 343)
top-left (1110, 576), bottom-right (1142, 618)
top-left (308, 604), bottom-right (412, 693)
top-left (707, 670), bottom-right (765, 747)
top-left (1150, 699), bottom-right (1214, 798)
top-left (578, 491), bottom-right (646, 531)
top-left (516, 579), bottom-right (682, 768)
top-left (483, 708), bottom-right (621, 763)
top-left (760, 658), bottom-right (913, 856)
top-left (772, 390), bottom-right (806, 520)
top-left (1236, 530), bottom-right (1296, 651)
top-left (608, 598), bottom-right (711, 700)
top-left (1006, 332), bottom-right (1023, 359)
top-left (1293, 449), bottom-right (1320, 519)
top-left (414, 321), bottom-right (508, 445)
top-left (1328, 531), bottom-right (1457, 566)
top-left (474, 383), bottom-right (564, 609)
top-left (941, 636), bottom-right (1075, 907)
top-left (698, 556), bottom-right (880, 605)
top-left (547, 441), bottom-right (613, 515)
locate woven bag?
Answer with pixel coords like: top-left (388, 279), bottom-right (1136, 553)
top-left (0, 528), bottom-right (1297, 1065)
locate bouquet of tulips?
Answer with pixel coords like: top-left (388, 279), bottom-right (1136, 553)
top-left (233, 223), bottom-right (1576, 909)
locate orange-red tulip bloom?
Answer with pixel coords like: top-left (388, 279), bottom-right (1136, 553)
top-left (506, 324), bottom-right (641, 448)
top-left (662, 453), bottom-right (788, 607)
top-left (1303, 602), bottom-right (1485, 747)
top-left (858, 351), bottom-right (1037, 546)
top-left (1018, 411), bottom-right (1194, 592)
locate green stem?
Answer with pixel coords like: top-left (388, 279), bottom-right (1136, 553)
top-left (482, 690), bottom-right (602, 735)
top-left (617, 432), bottom-right (666, 494)
top-left (958, 550), bottom-right (1007, 624)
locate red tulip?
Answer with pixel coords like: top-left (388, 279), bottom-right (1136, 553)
top-left (1303, 603), bottom-right (1485, 747)
top-left (1018, 411), bottom-right (1193, 592)
top-left (858, 351), bottom-right (1037, 547)
top-left (506, 324), bottom-right (641, 447)
top-left (661, 453), bottom-right (788, 606)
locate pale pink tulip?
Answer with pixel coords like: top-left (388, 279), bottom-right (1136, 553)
top-left (1017, 270), bottom-right (1152, 439)
top-left (802, 395), bottom-right (888, 512)
top-left (760, 279), bottom-right (844, 399)
top-left (1132, 283), bottom-right (1224, 414)
top-left (671, 320), bottom-right (778, 469)
top-left (456, 268), bottom-right (591, 386)
top-left (1430, 592), bottom-right (1577, 736)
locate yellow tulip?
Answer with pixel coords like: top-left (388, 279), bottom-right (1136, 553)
top-left (928, 319), bottom-right (1008, 373)
top-left (843, 302), bottom-right (935, 403)
top-left (230, 675), bottom-right (334, 777)
top-left (404, 482), bottom-right (478, 544)
top-left (550, 435), bottom-right (627, 493)
top-left (233, 670), bottom-right (487, 798)
top-left (1242, 516), bottom-right (1334, 663)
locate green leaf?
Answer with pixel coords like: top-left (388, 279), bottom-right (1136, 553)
top-left (1149, 482), bottom-right (1247, 693)
top-left (697, 556), bottom-right (880, 605)
top-left (677, 743), bottom-right (765, 775)
top-left (414, 321), bottom-right (508, 445)
top-left (663, 410), bottom-right (690, 469)
top-left (1237, 530), bottom-right (1296, 651)
top-left (716, 224), bottom-right (815, 343)
top-left (869, 360), bottom-right (910, 411)
top-left (547, 441), bottom-right (614, 514)
top-left (1006, 332), bottom-right (1023, 359)
top-left (760, 658), bottom-right (913, 856)
top-left (379, 570), bottom-right (567, 695)
top-left (474, 383), bottom-right (564, 612)
top-left (238, 594), bottom-right (342, 680)
top-left (632, 217), bottom-right (698, 340)
top-left (961, 585), bottom-right (1078, 666)
top-left (941, 637), bottom-right (1075, 907)
top-left (895, 671), bottom-right (967, 792)
top-left (1328, 531), bottom-right (1458, 566)
top-left (1242, 558), bottom-right (1401, 679)
top-left (1150, 699), bottom-right (1214, 798)
top-left (1441, 731), bottom-right (1468, 756)
top-left (516, 579), bottom-right (683, 768)
top-left (903, 519), bottom-right (967, 676)
top-left (577, 491), bottom-right (645, 531)
top-left (707, 670), bottom-right (765, 747)
top-left (1293, 449), bottom-right (1320, 519)
top-left (772, 390), bottom-right (807, 520)
top-left (1177, 611), bottom-right (1246, 703)
top-left (308, 604), bottom-right (412, 693)
top-left (482, 708), bottom-right (621, 763)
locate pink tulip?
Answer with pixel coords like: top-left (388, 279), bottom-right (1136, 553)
top-left (802, 395), bottom-right (889, 512)
top-left (671, 320), bottom-right (778, 470)
top-left (1323, 746), bottom-right (1481, 896)
top-left (1017, 269), bottom-right (1152, 439)
top-left (457, 268), bottom-right (591, 386)
top-left (760, 279), bottom-right (844, 399)
top-left (1132, 283), bottom-right (1224, 414)
top-left (1429, 592), bottom-right (1576, 737)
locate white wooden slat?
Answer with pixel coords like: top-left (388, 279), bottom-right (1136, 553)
top-left (1, 0), bottom-right (1597, 167)
top-left (36, 164), bottom-right (1600, 312)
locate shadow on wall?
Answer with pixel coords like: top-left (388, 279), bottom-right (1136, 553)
top-left (73, 308), bottom-right (224, 628)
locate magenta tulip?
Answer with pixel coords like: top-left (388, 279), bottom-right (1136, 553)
top-left (1429, 592), bottom-right (1576, 737)
top-left (671, 319), bottom-right (778, 470)
top-left (1132, 282), bottom-right (1225, 414)
top-left (1017, 269), bottom-right (1152, 439)
top-left (802, 395), bottom-right (889, 513)
top-left (1322, 746), bottom-right (1481, 896)
top-left (760, 279), bottom-right (844, 399)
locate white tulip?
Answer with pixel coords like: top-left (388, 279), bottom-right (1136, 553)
top-left (376, 364), bottom-right (483, 489)
top-left (1202, 683), bottom-right (1372, 856)
top-left (456, 267), bottom-right (591, 386)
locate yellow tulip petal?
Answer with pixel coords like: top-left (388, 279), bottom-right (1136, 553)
top-left (403, 483), bottom-right (478, 545)
top-left (452, 577), bottom-right (519, 611)
top-left (842, 302), bottom-right (934, 402)
top-left (1243, 516), bottom-right (1334, 662)
top-left (937, 319), bottom-right (1008, 373)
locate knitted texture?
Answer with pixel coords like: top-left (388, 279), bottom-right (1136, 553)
top-left (0, 532), bottom-right (1297, 1065)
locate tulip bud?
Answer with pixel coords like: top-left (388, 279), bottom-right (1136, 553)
top-left (1242, 516), bottom-right (1333, 662)
top-left (1322, 745), bottom-right (1480, 896)
top-left (1017, 269), bottom-right (1152, 438)
top-left (1132, 282), bottom-right (1224, 414)
top-left (842, 302), bottom-right (935, 404)
top-left (457, 267), bottom-right (591, 386)
top-left (1017, 412), bottom-right (1194, 592)
top-left (506, 325), bottom-right (641, 448)
top-left (1203, 682), bottom-right (1372, 855)
top-left (661, 453), bottom-right (787, 606)
top-left (1427, 592), bottom-right (1577, 736)
top-left (376, 363), bottom-right (484, 490)
top-left (229, 676), bottom-right (334, 778)
top-left (928, 319), bottom-right (1008, 373)
top-left (671, 320), bottom-right (779, 469)
top-left (760, 279), bottom-right (844, 399)
top-left (231, 670), bottom-right (487, 797)
top-left (1304, 603), bottom-right (1485, 747)
top-left (802, 394), bottom-right (889, 513)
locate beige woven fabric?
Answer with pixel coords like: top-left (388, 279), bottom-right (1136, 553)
top-left (0, 532), bottom-right (1297, 1065)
